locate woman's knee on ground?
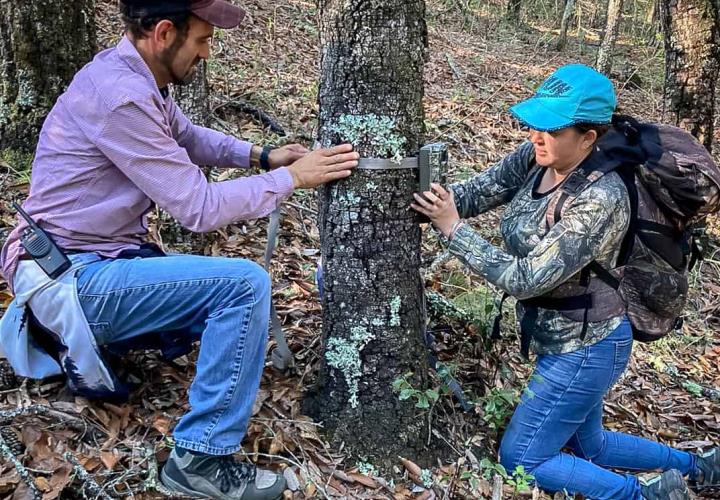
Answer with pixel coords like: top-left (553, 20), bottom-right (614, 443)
top-left (499, 434), bottom-right (536, 475)
top-left (567, 434), bottom-right (604, 462)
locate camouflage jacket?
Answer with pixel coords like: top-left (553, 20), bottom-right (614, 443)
top-left (448, 141), bottom-right (630, 355)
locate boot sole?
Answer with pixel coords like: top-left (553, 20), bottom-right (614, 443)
top-left (160, 467), bottom-right (214, 499)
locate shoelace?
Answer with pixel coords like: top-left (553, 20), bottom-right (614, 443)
top-left (214, 456), bottom-right (256, 494)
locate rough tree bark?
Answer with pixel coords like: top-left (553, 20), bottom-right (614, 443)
top-left (557, 0), bottom-right (577, 49)
top-left (0, 0), bottom-right (96, 159)
top-left (506, 0), bottom-right (523, 22)
top-left (173, 61), bottom-right (210, 127)
top-left (160, 62), bottom-right (213, 251)
top-left (595, 0), bottom-right (625, 75)
top-left (304, 0), bottom-right (439, 468)
top-left (661, 0), bottom-right (720, 152)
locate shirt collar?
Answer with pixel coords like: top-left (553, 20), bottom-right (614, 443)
top-left (116, 36), bottom-right (168, 101)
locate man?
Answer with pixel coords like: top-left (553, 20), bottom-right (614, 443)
top-left (0, 0), bottom-right (358, 498)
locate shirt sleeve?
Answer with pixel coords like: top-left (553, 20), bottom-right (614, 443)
top-left (450, 141), bottom-right (536, 219)
top-left (447, 177), bottom-right (630, 299)
top-left (93, 99), bottom-right (294, 233)
top-left (167, 97), bottom-right (253, 168)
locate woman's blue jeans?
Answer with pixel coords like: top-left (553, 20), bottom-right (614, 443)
top-left (76, 255), bottom-right (271, 455)
top-left (499, 319), bottom-right (697, 499)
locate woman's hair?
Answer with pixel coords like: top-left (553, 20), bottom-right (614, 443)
top-left (573, 113), bottom-right (624, 140)
top-left (121, 8), bottom-right (191, 40)
top-left (573, 122), bottom-right (611, 139)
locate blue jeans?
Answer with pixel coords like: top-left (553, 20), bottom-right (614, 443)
top-left (76, 255), bottom-right (271, 455)
top-left (499, 319), bottom-right (697, 499)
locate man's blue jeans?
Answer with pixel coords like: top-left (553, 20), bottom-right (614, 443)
top-left (499, 319), bottom-right (697, 499)
top-left (76, 255), bottom-right (271, 455)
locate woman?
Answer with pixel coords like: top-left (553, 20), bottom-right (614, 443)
top-left (411, 64), bottom-right (718, 499)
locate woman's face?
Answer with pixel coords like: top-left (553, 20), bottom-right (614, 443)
top-left (528, 127), bottom-right (596, 172)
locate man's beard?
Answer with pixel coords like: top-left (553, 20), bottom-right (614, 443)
top-left (159, 37), bottom-right (197, 86)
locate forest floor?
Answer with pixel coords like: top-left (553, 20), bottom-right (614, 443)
top-left (0, 0), bottom-right (719, 498)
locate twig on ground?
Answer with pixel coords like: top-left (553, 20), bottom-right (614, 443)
top-left (0, 432), bottom-right (42, 500)
top-left (491, 473), bottom-right (503, 500)
top-left (140, 444), bottom-right (194, 498)
top-left (212, 98), bottom-right (286, 135)
top-left (662, 363), bottom-right (720, 401)
top-left (64, 451), bottom-right (113, 500)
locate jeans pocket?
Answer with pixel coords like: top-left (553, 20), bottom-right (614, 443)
top-left (610, 338), bottom-right (632, 387)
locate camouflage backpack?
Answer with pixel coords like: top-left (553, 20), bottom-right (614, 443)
top-left (535, 114), bottom-right (720, 342)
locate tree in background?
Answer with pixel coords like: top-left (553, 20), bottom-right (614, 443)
top-left (159, 63), bottom-right (213, 251)
top-left (173, 61), bottom-right (210, 127)
top-left (595, 0), bottom-right (625, 74)
top-left (0, 1), bottom-right (97, 163)
top-left (557, 0), bottom-right (577, 49)
top-left (661, 0), bottom-right (720, 152)
top-left (507, 0), bottom-right (523, 22)
top-left (304, 0), bottom-right (438, 468)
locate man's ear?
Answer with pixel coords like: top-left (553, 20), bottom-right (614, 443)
top-left (152, 19), bottom-right (177, 48)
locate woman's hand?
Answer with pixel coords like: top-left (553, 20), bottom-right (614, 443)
top-left (411, 183), bottom-right (461, 237)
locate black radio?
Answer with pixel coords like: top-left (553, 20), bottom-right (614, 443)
top-left (13, 203), bottom-right (71, 279)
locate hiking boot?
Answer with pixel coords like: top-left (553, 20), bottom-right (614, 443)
top-left (693, 447), bottom-right (720, 490)
top-left (640, 469), bottom-right (691, 500)
top-left (160, 448), bottom-right (286, 500)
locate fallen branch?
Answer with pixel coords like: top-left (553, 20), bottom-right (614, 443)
top-left (0, 431), bottom-right (41, 500)
top-left (212, 98), bottom-right (286, 136)
top-left (140, 444), bottom-right (194, 498)
top-left (64, 451), bottom-right (113, 500)
top-left (0, 404), bottom-right (49, 423)
top-left (491, 474), bottom-right (503, 500)
top-left (662, 364), bottom-right (720, 401)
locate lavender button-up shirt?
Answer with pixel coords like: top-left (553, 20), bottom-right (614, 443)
top-left (1, 37), bottom-right (294, 290)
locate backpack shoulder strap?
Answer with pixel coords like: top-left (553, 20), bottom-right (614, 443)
top-left (545, 167), bottom-right (609, 229)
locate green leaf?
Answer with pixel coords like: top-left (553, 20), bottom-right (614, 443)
top-left (415, 395), bottom-right (430, 409)
top-left (399, 388), bottom-right (415, 400)
top-left (426, 389), bottom-right (440, 402)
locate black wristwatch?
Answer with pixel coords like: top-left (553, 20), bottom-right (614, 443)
top-left (260, 145), bottom-right (276, 171)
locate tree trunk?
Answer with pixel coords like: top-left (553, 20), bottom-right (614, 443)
top-left (173, 61), bottom-right (210, 127)
top-left (160, 62), bottom-right (213, 252)
top-left (304, 0), bottom-right (438, 469)
top-left (557, 0), bottom-right (576, 49)
top-left (0, 0), bottom-right (96, 160)
top-left (595, 0), bottom-right (625, 74)
top-left (506, 0), bottom-right (522, 22)
top-left (661, 0), bottom-right (720, 152)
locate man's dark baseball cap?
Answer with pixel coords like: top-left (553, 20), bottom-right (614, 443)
top-left (120, 0), bottom-right (246, 29)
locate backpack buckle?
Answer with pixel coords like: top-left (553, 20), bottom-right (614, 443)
top-left (562, 170), bottom-right (591, 196)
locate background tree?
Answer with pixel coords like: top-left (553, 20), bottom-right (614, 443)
top-left (557, 0), bottom-right (577, 49)
top-left (0, 0), bottom-right (97, 163)
top-left (159, 63), bottom-right (212, 251)
top-left (173, 61), bottom-right (210, 127)
top-left (507, 0), bottom-right (523, 22)
top-left (661, 0), bottom-right (720, 152)
top-left (304, 0), bottom-right (437, 468)
top-left (595, 0), bottom-right (625, 74)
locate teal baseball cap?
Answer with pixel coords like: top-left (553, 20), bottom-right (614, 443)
top-left (509, 64), bottom-right (617, 132)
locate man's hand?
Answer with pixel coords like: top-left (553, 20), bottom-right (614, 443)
top-left (411, 183), bottom-right (461, 237)
top-left (287, 144), bottom-right (359, 189)
top-left (268, 144), bottom-right (309, 169)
